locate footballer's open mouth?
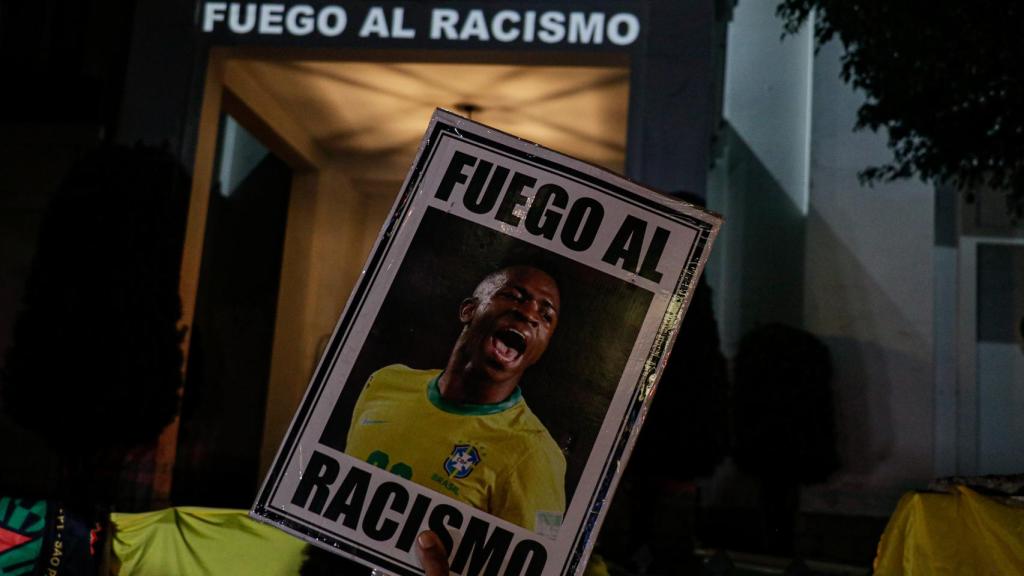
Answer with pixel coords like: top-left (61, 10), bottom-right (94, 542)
top-left (491, 328), bottom-right (527, 364)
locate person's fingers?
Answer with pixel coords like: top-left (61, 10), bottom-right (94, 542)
top-left (415, 531), bottom-right (449, 576)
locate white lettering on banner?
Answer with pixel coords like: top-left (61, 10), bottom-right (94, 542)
top-left (426, 8), bottom-right (640, 46)
top-left (359, 6), bottom-right (390, 37)
top-left (523, 11), bottom-right (537, 42)
top-left (607, 13), bottom-right (641, 45)
top-left (258, 3), bottom-right (285, 34)
top-left (538, 12), bottom-right (566, 44)
top-left (230, 4), bottom-right (257, 33)
top-left (286, 5), bottom-right (315, 36)
top-left (568, 12), bottom-right (603, 44)
top-left (203, 2), bottom-right (226, 32)
top-left (459, 10), bottom-right (490, 41)
top-left (317, 6), bottom-right (347, 36)
top-left (390, 7), bottom-right (415, 39)
top-left (491, 10), bottom-right (520, 42)
top-left (358, 6), bottom-right (415, 38)
top-left (430, 8), bottom-right (459, 40)
top-left (200, 2), bottom-right (641, 47)
top-left (202, 2), bottom-right (348, 36)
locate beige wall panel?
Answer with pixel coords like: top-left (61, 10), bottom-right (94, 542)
top-left (260, 170), bottom-right (321, 476)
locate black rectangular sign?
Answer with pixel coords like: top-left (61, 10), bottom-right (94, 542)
top-left (198, 1), bottom-right (644, 51)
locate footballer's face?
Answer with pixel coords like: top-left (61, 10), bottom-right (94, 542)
top-left (457, 267), bottom-right (560, 386)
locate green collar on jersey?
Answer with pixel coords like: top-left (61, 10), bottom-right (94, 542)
top-left (427, 372), bottom-right (523, 416)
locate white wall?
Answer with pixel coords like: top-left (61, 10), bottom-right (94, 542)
top-left (802, 41), bottom-right (935, 511)
top-left (709, 0), bottom-right (813, 354)
top-left (723, 0), bottom-right (812, 214)
top-left (712, 0), bottom-right (937, 515)
top-left (260, 163), bottom-right (399, 477)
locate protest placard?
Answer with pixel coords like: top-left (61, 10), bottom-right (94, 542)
top-left (252, 109), bottom-right (721, 576)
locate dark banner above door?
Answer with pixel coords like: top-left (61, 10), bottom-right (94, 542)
top-left (198, 1), bottom-right (644, 51)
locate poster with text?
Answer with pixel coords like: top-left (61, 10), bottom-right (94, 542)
top-left (252, 109), bottom-right (721, 576)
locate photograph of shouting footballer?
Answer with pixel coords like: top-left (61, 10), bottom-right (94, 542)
top-left (344, 265), bottom-right (567, 538)
top-left (315, 205), bottom-right (657, 546)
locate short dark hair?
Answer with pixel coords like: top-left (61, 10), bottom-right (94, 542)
top-left (471, 265), bottom-right (560, 302)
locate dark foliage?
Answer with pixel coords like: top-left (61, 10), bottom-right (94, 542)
top-left (778, 0), bottom-right (1024, 217)
top-left (2, 144), bottom-right (188, 454)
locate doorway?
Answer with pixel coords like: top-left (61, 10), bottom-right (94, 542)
top-left (954, 237), bottom-right (1024, 475)
top-left (169, 47), bottom-right (630, 505)
top-left (173, 115), bottom-right (292, 506)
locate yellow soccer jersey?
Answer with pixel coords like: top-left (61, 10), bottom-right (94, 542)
top-left (345, 364), bottom-right (566, 536)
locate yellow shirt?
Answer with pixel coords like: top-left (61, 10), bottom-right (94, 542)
top-left (345, 365), bottom-right (566, 537)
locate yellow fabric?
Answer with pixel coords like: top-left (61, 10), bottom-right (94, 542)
top-left (874, 486), bottom-right (1024, 575)
top-left (582, 554), bottom-right (610, 576)
top-left (345, 364), bottom-right (566, 534)
top-left (110, 507), bottom-right (306, 576)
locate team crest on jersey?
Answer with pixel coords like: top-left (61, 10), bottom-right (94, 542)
top-left (444, 444), bottom-right (481, 479)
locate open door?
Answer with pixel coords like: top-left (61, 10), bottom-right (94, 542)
top-left (163, 47), bottom-right (630, 506)
top-left (172, 115), bottom-right (292, 506)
